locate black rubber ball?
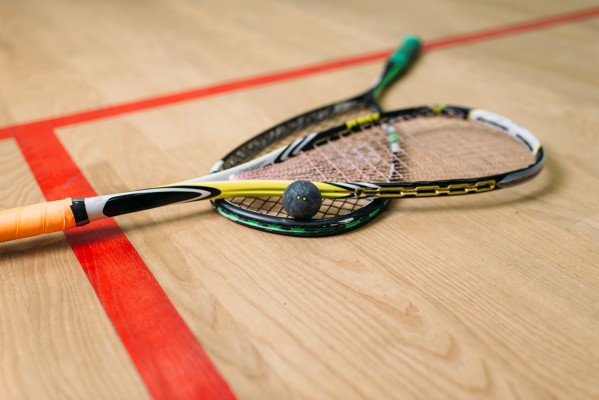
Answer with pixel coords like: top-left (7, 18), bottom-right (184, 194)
top-left (282, 180), bottom-right (322, 220)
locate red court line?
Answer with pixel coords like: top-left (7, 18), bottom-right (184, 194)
top-left (1, 6), bottom-right (597, 136)
top-left (13, 129), bottom-right (235, 400)
top-left (1, 7), bottom-right (597, 400)
top-left (67, 222), bottom-right (234, 400)
top-left (423, 6), bottom-right (599, 50)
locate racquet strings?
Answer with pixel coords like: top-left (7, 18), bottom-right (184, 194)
top-left (222, 103), bottom-right (377, 219)
top-left (232, 113), bottom-right (536, 185)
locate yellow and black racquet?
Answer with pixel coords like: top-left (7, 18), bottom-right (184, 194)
top-left (0, 104), bottom-right (544, 242)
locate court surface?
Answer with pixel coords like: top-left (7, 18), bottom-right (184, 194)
top-left (1, 1), bottom-right (598, 399)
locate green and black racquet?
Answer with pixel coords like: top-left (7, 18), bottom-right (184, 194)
top-left (210, 35), bottom-right (422, 236)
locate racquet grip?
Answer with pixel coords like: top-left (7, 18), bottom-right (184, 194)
top-left (0, 198), bottom-right (77, 242)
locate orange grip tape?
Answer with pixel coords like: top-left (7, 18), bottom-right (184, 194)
top-left (0, 198), bottom-right (77, 242)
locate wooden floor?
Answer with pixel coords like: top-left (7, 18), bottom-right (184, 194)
top-left (1, 1), bottom-right (598, 399)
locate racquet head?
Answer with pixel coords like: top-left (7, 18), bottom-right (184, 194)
top-left (227, 105), bottom-right (544, 201)
top-left (210, 35), bottom-right (422, 236)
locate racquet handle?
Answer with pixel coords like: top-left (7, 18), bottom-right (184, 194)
top-left (0, 198), bottom-right (77, 242)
